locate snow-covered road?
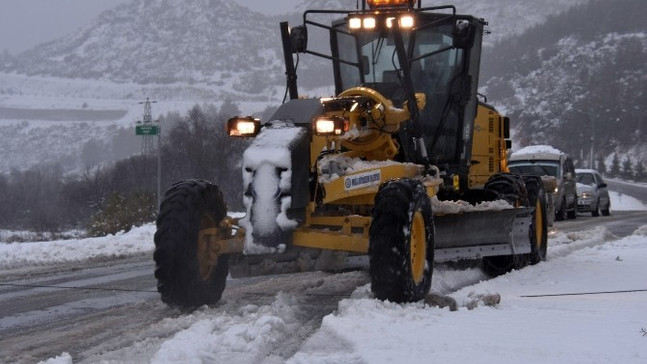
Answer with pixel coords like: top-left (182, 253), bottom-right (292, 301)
top-left (0, 193), bottom-right (645, 363)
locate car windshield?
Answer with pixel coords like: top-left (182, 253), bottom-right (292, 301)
top-left (508, 161), bottom-right (559, 177)
top-left (577, 173), bottom-right (595, 185)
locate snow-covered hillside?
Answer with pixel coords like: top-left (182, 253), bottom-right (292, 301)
top-left (483, 0), bottom-right (647, 166)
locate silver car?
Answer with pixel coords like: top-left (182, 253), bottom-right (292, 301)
top-left (575, 169), bottom-right (611, 216)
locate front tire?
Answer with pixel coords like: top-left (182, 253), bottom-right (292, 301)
top-left (592, 198), bottom-right (600, 217)
top-left (369, 179), bottom-right (434, 303)
top-left (154, 180), bottom-right (229, 309)
top-left (567, 196), bottom-right (577, 219)
top-left (523, 176), bottom-right (548, 265)
top-left (601, 201), bottom-right (611, 216)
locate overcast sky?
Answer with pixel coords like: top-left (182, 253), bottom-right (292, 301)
top-left (0, 0), bottom-right (300, 55)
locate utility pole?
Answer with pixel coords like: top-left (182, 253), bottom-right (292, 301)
top-left (135, 98), bottom-right (162, 209)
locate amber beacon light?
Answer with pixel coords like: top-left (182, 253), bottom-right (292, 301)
top-left (367, 0), bottom-right (411, 8)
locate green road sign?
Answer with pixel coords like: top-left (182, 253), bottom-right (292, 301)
top-left (136, 124), bottom-right (159, 135)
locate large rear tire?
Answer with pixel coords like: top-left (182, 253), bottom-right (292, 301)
top-left (523, 176), bottom-right (548, 265)
top-left (482, 173), bottom-right (529, 276)
top-left (369, 179), bottom-right (434, 303)
top-left (154, 180), bottom-right (229, 309)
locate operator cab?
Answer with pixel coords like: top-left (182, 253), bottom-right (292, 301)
top-left (289, 0), bottom-right (486, 174)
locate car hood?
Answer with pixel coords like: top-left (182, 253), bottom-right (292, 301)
top-left (576, 183), bottom-right (594, 194)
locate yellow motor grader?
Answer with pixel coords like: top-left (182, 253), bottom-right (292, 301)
top-left (153, 0), bottom-right (548, 308)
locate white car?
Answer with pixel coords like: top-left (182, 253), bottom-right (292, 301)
top-left (575, 169), bottom-right (610, 216)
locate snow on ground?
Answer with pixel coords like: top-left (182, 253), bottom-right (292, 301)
top-left (1, 192), bottom-right (644, 363)
top-left (610, 191), bottom-right (647, 211)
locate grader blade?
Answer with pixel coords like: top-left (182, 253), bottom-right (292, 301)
top-left (433, 207), bottom-right (534, 261)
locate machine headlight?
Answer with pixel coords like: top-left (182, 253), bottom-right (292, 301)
top-left (386, 15), bottom-right (415, 29)
top-left (227, 116), bottom-right (261, 137)
top-left (363, 17), bottom-right (377, 29)
top-left (313, 116), bottom-right (349, 136)
top-left (349, 17), bottom-right (362, 30)
top-left (399, 15), bottom-right (414, 28)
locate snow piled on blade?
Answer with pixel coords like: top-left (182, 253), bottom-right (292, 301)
top-left (431, 196), bottom-right (513, 214)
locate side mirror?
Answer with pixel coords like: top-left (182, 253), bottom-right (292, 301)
top-left (599, 182), bottom-right (607, 188)
top-left (503, 117), bottom-right (510, 139)
top-left (290, 25), bottom-right (308, 53)
top-left (452, 19), bottom-right (476, 49)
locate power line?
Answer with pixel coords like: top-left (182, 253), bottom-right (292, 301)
top-left (520, 289), bottom-right (647, 298)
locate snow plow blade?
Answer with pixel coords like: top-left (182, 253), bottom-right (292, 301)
top-left (228, 207), bottom-right (533, 278)
top-left (433, 207), bottom-right (534, 261)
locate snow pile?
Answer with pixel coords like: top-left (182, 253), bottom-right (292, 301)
top-left (38, 353), bottom-right (72, 364)
top-left (291, 225), bottom-right (647, 364)
top-left (0, 224), bottom-right (155, 270)
top-left (151, 293), bottom-right (301, 363)
top-left (609, 191), bottom-right (647, 211)
top-left (634, 225), bottom-right (647, 236)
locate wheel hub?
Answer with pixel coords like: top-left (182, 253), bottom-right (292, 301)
top-left (410, 211), bottom-right (426, 284)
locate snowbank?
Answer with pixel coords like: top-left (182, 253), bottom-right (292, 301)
top-left (291, 226), bottom-right (647, 364)
top-left (610, 191), bottom-right (647, 211)
top-left (0, 224), bottom-right (155, 270)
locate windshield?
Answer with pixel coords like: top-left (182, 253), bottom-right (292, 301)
top-left (335, 20), bottom-right (465, 163)
top-left (508, 161), bottom-right (560, 177)
top-left (576, 173), bottom-right (595, 185)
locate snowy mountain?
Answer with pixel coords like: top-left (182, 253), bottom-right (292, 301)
top-left (482, 0), bottom-right (647, 166)
top-left (0, 0), bottom-right (586, 84)
top-left (0, 0), bottom-right (632, 175)
top-left (1, 0), bottom-right (283, 90)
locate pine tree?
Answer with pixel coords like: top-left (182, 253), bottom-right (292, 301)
top-left (622, 156), bottom-right (633, 180)
top-left (609, 154), bottom-right (621, 178)
top-left (635, 161), bottom-right (646, 182)
top-left (596, 155), bottom-right (606, 175)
